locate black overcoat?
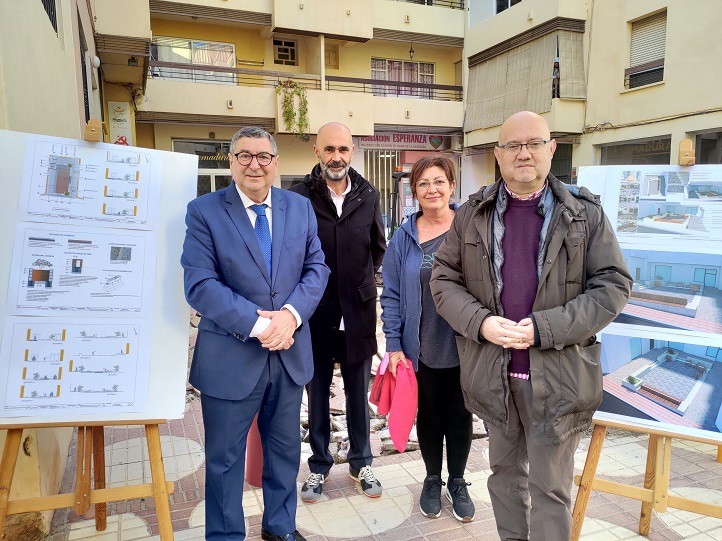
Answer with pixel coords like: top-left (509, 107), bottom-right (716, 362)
top-left (290, 165), bottom-right (386, 364)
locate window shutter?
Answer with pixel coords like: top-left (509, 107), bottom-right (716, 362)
top-left (630, 11), bottom-right (666, 68)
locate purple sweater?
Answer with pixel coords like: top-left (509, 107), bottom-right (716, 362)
top-left (500, 194), bottom-right (544, 375)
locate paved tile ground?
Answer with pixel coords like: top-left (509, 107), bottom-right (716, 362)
top-left (43, 397), bottom-right (722, 541)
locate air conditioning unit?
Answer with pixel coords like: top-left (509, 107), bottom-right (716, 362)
top-left (451, 135), bottom-right (463, 152)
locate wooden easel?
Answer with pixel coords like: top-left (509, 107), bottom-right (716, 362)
top-left (0, 420), bottom-right (174, 540)
top-left (571, 413), bottom-right (722, 540)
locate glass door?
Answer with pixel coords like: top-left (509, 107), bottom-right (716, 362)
top-left (197, 169), bottom-right (233, 197)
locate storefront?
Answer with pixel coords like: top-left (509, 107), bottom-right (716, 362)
top-left (600, 137), bottom-right (672, 166)
top-left (357, 132), bottom-right (461, 233)
top-left (173, 139), bottom-right (232, 197)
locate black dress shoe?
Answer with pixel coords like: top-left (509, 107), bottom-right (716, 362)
top-left (260, 529), bottom-right (307, 541)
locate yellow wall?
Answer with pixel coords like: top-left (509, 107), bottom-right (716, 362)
top-left (151, 19), bottom-right (265, 64)
top-left (0, 3), bottom-right (95, 536)
top-left (150, 124), bottom-right (318, 180)
top-left (465, 0), bottom-right (588, 59)
top-left (273, 0), bottom-right (373, 41)
top-left (330, 40), bottom-right (462, 86)
top-left (0, 1), bottom-right (100, 137)
top-left (585, 1), bottom-right (722, 134)
top-left (94, 0), bottom-right (151, 39)
top-left (371, 0), bottom-right (464, 38)
top-left (136, 123), bottom-right (156, 149)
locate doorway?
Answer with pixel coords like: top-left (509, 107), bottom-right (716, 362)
top-left (197, 169), bottom-right (233, 197)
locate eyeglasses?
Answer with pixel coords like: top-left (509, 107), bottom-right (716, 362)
top-left (232, 151), bottom-right (276, 166)
top-left (496, 140), bottom-right (551, 154)
top-left (416, 179), bottom-right (449, 191)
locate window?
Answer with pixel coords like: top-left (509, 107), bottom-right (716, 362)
top-left (706, 347), bottom-right (720, 359)
top-left (696, 131), bottom-right (722, 164)
top-left (496, 0), bottom-right (523, 14)
top-left (325, 44), bottom-right (340, 69)
top-left (151, 37), bottom-right (236, 84)
top-left (626, 11), bottom-right (666, 89)
top-left (40, 0), bottom-right (58, 33)
top-left (600, 137), bottom-right (671, 165)
top-left (371, 58), bottom-right (434, 99)
top-left (653, 265), bottom-right (672, 282)
top-left (551, 143), bottom-right (574, 184)
top-left (274, 39), bottom-right (297, 66)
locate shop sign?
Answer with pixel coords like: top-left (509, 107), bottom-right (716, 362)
top-left (108, 101), bottom-right (133, 145)
top-left (358, 133), bottom-right (446, 151)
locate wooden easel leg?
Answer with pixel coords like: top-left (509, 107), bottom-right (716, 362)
top-left (652, 437), bottom-right (671, 513)
top-left (717, 445), bottom-right (721, 463)
top-left (639, 434), bottom-right (659, 535)
top-left (571, 424), bottom-right (607, 541)
top-left (0, 429), bottom-right (23, 532)
top-left (92, 426), bottom-right (106, 531)
top-left (75, 427), bottom-right (92, 517)
top-left (146, 424), bottom-right (173, 541)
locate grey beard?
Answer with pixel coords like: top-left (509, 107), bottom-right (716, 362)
top-left (321, 162), bottom-right (349, 181)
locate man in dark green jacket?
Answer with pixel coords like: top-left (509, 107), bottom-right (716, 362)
top-left (431, 111), bottom-right (631, 540)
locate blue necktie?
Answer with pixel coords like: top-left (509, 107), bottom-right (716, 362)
top-left (250, 204), bottom-right (272, 277)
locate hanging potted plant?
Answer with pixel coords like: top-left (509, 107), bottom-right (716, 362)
top-left (276, 80), bottom-right (310, 141)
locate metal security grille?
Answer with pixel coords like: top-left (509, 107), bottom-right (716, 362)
top-left (363, 150), bottom-right (400, 232)
top-left (40, 0), bottom-right (58, 33)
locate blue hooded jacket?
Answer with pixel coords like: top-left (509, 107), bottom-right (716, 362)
top-left (380, 205), bottom-right (457, 370)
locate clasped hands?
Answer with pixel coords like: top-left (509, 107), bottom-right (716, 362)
top-left (480, 316), bottom-right (535, 349)
top-left (256, 308), bottom-right (296, 351)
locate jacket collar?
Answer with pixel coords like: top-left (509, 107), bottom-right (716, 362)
top-left (469, 174), bottom-right (585, 216)
top-left (303, 163), bottom-right (369, 196)
top-left (399, 203), bottom-right (458, 240)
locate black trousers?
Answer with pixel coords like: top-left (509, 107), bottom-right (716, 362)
top-left (307, 330), bottom-right (372, 475)
top-left (416, 360), bottom-right (472, 479)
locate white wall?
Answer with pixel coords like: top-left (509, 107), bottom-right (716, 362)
top-left (601, 334), bottom-right (632, 375)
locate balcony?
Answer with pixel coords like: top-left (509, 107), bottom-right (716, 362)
top-left (140, 61), bottom-right (462, 134)
top-left (148, 61), bottom-right (321, 90)
top-left (466, 98), bottom-right (585, 148)
top-left (326, 76), bottom-right (462, 102)
top-left (93, 0), bottom-right (153, 87)
top-left (465, 0), bottom-right (587, 59)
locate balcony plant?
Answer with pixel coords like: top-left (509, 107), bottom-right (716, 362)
top-left (276, 80), bottom-right (309, 141)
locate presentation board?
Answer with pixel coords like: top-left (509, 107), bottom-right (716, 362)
top-left (0, 130), bottom-right (198, 425)
top-left (578, 165), bottom-right (722, 439)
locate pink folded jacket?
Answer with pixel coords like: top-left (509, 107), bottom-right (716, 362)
top-left (370, 355), bottom-right (418, 453)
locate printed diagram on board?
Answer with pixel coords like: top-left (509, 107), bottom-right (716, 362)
top-left (611, 168), bottom-right (722, 243)
top-left (8, 225), bottom-right (156, 316)
top-left (41, 156), bottom-right (83, 201)
top-left (0, 321), bottom-right (149, 414)
top-left (20, 139), bottom-right (160, 228)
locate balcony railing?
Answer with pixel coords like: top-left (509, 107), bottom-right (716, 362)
top-left (147, 61), bottom-right (322, 89)
top-left (391, 0), bottom-right (465, 9)
top-left (326, 76), bottom-right (462, 101)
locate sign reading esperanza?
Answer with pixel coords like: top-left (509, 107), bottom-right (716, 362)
top-left (357, 133), bottom-right (446, 151)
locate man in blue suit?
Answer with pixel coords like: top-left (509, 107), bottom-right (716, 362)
top-left (182, 126), bottom-right (329, 541)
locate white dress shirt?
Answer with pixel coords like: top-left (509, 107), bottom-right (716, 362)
top-left (235, 184), bottom-right (302, 338)
top-left (327, 179), bottom-right (351, 331)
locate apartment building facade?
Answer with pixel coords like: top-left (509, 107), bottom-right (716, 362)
top-left (91, 0), bottom-right (465, 225)
top-left (463, 0), bottom-right (722, 198)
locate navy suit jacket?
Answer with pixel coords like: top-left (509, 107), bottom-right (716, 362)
top-left (181, 185), bottom-right (330, 401)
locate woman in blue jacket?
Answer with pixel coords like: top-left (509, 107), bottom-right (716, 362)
top-left (380, 156), bottom-right (474, 522)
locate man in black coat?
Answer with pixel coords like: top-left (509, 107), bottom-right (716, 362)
top-left (289, 122), bottom-right (386, 502)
